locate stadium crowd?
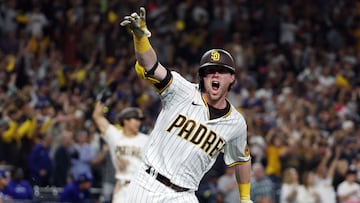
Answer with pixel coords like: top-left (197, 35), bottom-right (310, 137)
top-left (0, 0), bottom-right (360, 202)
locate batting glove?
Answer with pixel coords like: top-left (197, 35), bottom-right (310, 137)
top-left (96, 81), bottom-right (117, 103)
top-left (120, 7), bottom-right (151, 38)
top-left (240, 200), bottom-right (254, 203)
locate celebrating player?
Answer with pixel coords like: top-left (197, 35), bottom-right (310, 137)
top-left (120, 7), bottom-right (253, 203)
top-left (92, 101), bottom-right (149, 203)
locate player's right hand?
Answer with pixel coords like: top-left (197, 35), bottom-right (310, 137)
top-left (120, 7), bottom-right (151, 38)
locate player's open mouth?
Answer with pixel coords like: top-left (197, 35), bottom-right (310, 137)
top-left (212, 81), bottom-right (220, 89)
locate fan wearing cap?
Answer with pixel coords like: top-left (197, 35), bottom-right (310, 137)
top-left (119, 7), bottom-right (252, 203)
top-left (92, 102), bottom-right (149, 203)
top-left (59, 172), bottom-right (93, 202)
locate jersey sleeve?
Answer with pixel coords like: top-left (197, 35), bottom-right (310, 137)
top-left (223, 119), bottom-right (251, 166)
top-left (103, 125), bottom-right (121, 148)
top-left (159, 71), bottom-right (196, 108)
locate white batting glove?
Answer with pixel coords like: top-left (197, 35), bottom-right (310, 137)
top-left (120, 7), bottom-right (151, 38)
top-left (240, 200), bottom-right (253, 203)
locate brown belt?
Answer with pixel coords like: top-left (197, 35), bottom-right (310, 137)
top-left (145, 167), bottom-right (189, 192)
top-left (117, 179), bottom-right (131, 186)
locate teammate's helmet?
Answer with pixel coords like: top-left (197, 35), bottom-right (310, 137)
top-left (198, 49), bottom-right (235, 77)
top-left (118, 107), bottom-right (145, 125)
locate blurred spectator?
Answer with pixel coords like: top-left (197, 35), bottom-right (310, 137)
top-left (0, 169), bottom-right (10, 201)
top-left (28, 132), bottom-right (52, 186)
top-left (217, 167), bottom-right (239, 203)
top-left (337, 168), bottom-right (360, 203)
top-left (256, 196), bottom-right (275, 203)
top-left (52, 130), bottom-right (75, 187)
top-left (279, 15), bottom-right (298, 45)
top-left (296, 171), bottom-right (320, 203)
top-left (280, 167), bottom-right (299, 203)
top-left (59, 172), bottom-right (93, 203)
top-left (265, 128), bottom-right (288, 179)
top-left (354, 156), bottom-right (360, 183)
top-left (339, 138), bottom-right (358, 166)
top-left (25, 5), bottom-right (48, 38)
top-left (248, 133), bottom-right (266, 165)
top-left (0, 120), bottom-right (9, 165)
top-left (96, 144), bottom-right (115, 203)
top-left (87, 123), bottom-right (102, 188)
top-left (70, 129), bottom-right (97, 180)
top-left (196, 170), bottom-right (222, 203)
top-left (265, 127), bottom-right (288, 198)
top-left (6, 167), bottom-right (33, 200)
top-left (314, 145), bottom-right (340, 203)
top-left (0, 1), bottom-right (18, 34)
top-left (250, 163), bottom-right (276, 203)
top-left (1, 107), bottom-right (22, 166)
top-left (333, 159), bottom-right (351, 193)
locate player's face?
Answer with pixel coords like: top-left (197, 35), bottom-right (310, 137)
top-left (124, 118), bottom-right (142, 134)
top-left (202, 67), bottom-right (235, 102)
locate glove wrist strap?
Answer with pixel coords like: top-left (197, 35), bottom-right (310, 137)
top-left (134, 35), bottom-right (151, 53)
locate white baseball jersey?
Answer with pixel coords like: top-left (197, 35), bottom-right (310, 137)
top-left (142, 71), bottom-right (250, 190)
top-left (103, 125), bottom-right (148, 181)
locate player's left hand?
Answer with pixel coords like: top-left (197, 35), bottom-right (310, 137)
top-left (120, 7), bottom-right (151, 38)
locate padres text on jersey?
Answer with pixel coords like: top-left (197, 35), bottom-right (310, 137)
top-left (166, 114), bottom-right (224, 157)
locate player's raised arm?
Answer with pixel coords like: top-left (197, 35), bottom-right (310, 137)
top-left (92, 101), bottom-right (110, 135)
top-left (120, 7), bottom-right (169, 88)
top-left (92, 81), bottom-right (118, 135)
top-left (120, 7), bottom-right (171, 93)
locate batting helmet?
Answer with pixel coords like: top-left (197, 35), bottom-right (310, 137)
top-left (199, 49), bottom-right (235, 76)
top-left (118, 107), bottom-right (145, 124)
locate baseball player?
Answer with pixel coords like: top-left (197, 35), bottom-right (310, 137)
top-left (120, 7), bottom-right (253, 203)
top-left (92, 101), bottom-right (149, 203)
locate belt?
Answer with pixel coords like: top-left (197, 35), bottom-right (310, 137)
top-left (117, 179), bottom-right (131, 186)
top-left (145, 167), bottom-right (189, 192)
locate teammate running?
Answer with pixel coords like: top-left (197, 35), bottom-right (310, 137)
top-left (92, 102), bottom-right (149, 203)
top-left (120, 7), bottom-right (253, 203)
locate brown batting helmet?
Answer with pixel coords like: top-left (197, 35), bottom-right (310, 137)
top-left (199, 49), bottom-right (235, 76)
top-left (118, 107), bottom-right (145, 121)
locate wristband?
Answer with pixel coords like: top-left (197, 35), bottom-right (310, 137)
top-left (134, 35), bottom-right (151, 53)
top-left (238, 183), bottom-right (251, 200)
top-left (135, 61), bottom-right (160, 84)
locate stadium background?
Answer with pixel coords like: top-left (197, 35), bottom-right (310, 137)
top-left (0, 0), bottom-right (359, 202)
